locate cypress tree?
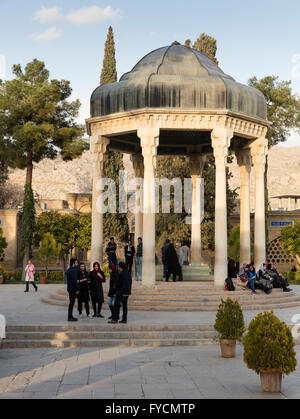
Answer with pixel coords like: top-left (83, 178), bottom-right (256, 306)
top-left (193, 33), bottom-right (219, 65)
top-left (100, 27), bottom-right (129, 243)
top-left (100, 26), bottom-right (117, 85)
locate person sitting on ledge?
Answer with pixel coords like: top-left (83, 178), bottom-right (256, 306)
top-left (246, 264), bottom-right (259, 295)
top-left (237, 264), bottom-right (249, 288)
top-left (267, 264), bottom-right (292, 293)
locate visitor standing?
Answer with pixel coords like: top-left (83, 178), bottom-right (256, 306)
top-left (24, 260), bottom-right (38, 293)
top-left (175, 243), bottom-right (184, 281)
top-left (109, 262), bottom-right (132, 324)
top-left (165, 243), bottom-right (181, 282)
top-left (66, 258), bottom-right (79, 322)
top-left (107, 264), bottom-right (119, 320)
top-left (106, 237), bottom-right (117, 266)
top-left (77, 263), bottom-right (90, 318)
top-left (161, 239), bottom-right (170, 280)
top-left (124, 240), bottom-right (135, 274)
top-left (89, 262), bottom-right (105, 318)
top-left (181, 242), bottom-right (191, 266)
top-left (135, 237), bottom-right (143, 281)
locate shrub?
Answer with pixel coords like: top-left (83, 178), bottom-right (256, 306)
top-left (48, 271), bottom-right (64, 282)
top-left (283, 272), bottom-right (300, 283)
top-left (0, 265), bottom-right (9, 281)
top-left (244, 311), bottom-right (297, 375)
top-left (214, 298), bottom-right (245, 341)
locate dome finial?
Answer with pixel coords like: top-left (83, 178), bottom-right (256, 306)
top-left (171, 41), bottom-right (181, 46)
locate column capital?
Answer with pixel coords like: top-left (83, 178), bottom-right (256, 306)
top-left (189, 154), bottom-right (207, 177)
top-left (250, 137), bottom-right (268, 178)
top-left (211, 127), bottom-right (233, 168)
top-left (131, 153), bottom-right (144, 178)
top-left (138, 127), bottom-right (159, 171)
top-left (90, 135), bottom-right (110, 174)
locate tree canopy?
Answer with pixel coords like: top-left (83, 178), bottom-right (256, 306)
top-left (185, 33), bottom-right (219, 64)
top-left (248, 76), bottom-right (300, 147)
top-left (280, 222), bottom-right (300, 270)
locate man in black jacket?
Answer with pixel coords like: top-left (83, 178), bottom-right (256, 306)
top-left (106, 237), bottom-right (117, 266)
top-left (109, 262), bottom-right (132, 324)
top-left (66, 258), bottom-right (80, 322)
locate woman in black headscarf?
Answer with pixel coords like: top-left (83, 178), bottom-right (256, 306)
top-left (77, 262), bottom-right (90, 318)
top-left (89, 262), bottom-right (105, 318)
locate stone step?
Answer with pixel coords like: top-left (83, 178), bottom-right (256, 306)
top-left (5, 331), bottom-right (217, 340)
top-left (41, 297), bottom-right (300, 312)
top-left (2, 338), bottom-right (217, 349)
top-left (7, 324), bottom-right (214, 332)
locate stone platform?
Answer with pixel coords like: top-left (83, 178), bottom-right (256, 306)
top-left (42, 282), bottom-right (300, 312)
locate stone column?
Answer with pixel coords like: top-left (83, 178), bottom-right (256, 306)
top-left (131, 153), bottom-right (144, 249)
top-left (236, 149), bottom-right (252, 266)
top-left (250, 137), bottom-right (268, 270)
top-left (138, 127), bottom-right (160, 287)
top-left (90, 135), bottom-right (110, 268)
top-left (211, 127), bottom-right (233, 288)
top-left (189, 154), bottom-right (206, 265)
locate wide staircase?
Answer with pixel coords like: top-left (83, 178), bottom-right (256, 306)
top-left (41, 282), bottom-right (300, 312)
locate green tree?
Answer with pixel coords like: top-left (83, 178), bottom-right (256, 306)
top-left (100, 27), bottom-right (129, 243)
top-left (35, 233), bottom-right (62, 280)
top-left (185, 33), bottom-right (219, 64)
top-left (248, 76), bottom-right (300, 252)
top-left (248, 76), bottom-right (300, 147)
top-left (35, 212), bottom-right (80, 271)
top-left (280, 222), bottom-right (300, 271)
top-left (22, 184), bottom-right (36, 259)
top-left (75, 214), bottom-right (92, 251)
top-left (100, 26), bottom-right (117, 86)
top-left (0, 59), bottom-right (86, 266)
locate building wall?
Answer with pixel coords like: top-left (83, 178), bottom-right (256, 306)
top-left (0, 210), bottom-right (19, 270)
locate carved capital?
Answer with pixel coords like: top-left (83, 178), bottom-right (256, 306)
top-left (90, 136), bottom-right (110, 175)
top-left (250, 137), bottom-right (268, 178)
top-left (189, 154), bottom-right (207, 177)
top-left (211, 127), bottom-right (233, 169)
top-left (131, 153), bottom-right (144, 178)
top-left (138, 128), bottom-right (160, 172)
top-left (236, 149), bottom-right (252, 186)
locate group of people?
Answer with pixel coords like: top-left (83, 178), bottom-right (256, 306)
top-left (161, 240), bottom-right (191, 282)
top-left (105, 237), bottom-right (143, 281)
top-left (231, 260), bottom-right (292, 295)
top-left (66, 258), bottom-right (132, 324)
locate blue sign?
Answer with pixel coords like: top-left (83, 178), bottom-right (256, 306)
top-left (270, 221), bottom-right (294, 228)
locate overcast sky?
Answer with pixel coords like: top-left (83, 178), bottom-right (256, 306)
top-left (0, 0), bottom-right (300, 146)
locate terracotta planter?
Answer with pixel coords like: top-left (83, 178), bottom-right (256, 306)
top-left (0, 276), bottom-right (4, 284)
top-left (260, 369), bottom-right (282, 393)
top-left (220, 339), bottom-right (237, 358)
top-left (39, 277), bottom-right (47, 285)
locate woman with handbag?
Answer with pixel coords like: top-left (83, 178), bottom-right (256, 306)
top-left (24, 260), bottom-right (38, 293)
top-left (89, 262), bottom-right (105, 318)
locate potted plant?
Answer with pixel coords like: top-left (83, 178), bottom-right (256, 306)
top-left (214, 298), bottom-right (245, 358)
top-left (244, 311), bottom-right (297, 393)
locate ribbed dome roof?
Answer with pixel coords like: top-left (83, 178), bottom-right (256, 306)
top-left (91, 42), bottom-right (267, 120)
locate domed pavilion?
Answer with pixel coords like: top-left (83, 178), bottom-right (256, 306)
top-left (86, 42), bottom-right (270, 288)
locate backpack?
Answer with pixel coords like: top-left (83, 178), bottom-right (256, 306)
top-left (225, 278), bottom-right (235, 292)
top-left (261, 279), bottom-right (273, 295)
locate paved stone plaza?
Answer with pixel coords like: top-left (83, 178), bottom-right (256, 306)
top-left (1, 285), bottom-right (300, 399)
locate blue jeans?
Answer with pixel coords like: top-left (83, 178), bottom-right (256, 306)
top-left (136, 257), bottom-right (143, 280)
top-left (247, 279), bottom-right (256, 292)
top-left (108, 296), bottom-right (116, 307)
